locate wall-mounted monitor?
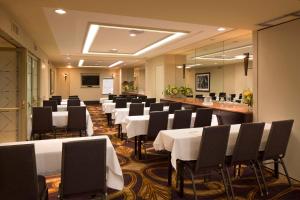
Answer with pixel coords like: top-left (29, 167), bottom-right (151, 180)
top-left (81, 73), bottom-right (100, 88)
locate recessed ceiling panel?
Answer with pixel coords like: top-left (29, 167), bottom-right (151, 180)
top-left (90, 27), bottom-right (171, 54)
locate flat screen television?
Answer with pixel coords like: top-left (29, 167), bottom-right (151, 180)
top-left (81, 74), bottom-right (100, 87)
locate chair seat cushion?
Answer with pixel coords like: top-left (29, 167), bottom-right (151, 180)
top-left (38, 175), bottom-right (47, 199)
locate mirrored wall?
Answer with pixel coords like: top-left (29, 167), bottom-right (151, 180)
top-left (175, 33), bottom-right (253, 100)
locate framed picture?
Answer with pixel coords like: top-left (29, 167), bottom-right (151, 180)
top-left (195, 72), bottom-right (210, 92)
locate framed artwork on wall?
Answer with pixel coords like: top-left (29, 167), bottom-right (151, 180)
top-left (195, 72), bottom-right (210, 92)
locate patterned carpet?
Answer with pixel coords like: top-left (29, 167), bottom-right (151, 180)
top-left (46, 104), bottom-right (300, 200)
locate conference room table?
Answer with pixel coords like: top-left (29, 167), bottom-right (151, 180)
top-left (0, 135), bottom-right (124, 190)
top-left (28, 111), bottom-right (94, 140)
top-left (122, 113), bottom-right (218, 159)
top-left (153, 123), bottom-right (272, 196)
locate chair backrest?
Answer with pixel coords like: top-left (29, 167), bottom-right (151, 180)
top-left (209, 92), bottom-right (216, 97)
top-left (61, 139), bottom-right (106, 198)
top-left (69, 95), bottom-right (79, 98)
top-left (43, 100), bottom-right (58, 112)
top-left (195, 94), bottom-right (204, 100)
top-left (115, 98), bottom-right (127, 108)
top-left (262, 120), bottom-right (294, 160)
top-left (219, 92), bottom-right (226, 100)
top-left (168, 102), bottom-right (182, 114)
top-left (172, 110), bottom-right (192, 129)
top-left (194, 108), bottom-right (213, 128)
top-left (231, 122), bottom-right (265, 164)
top-left (129, 103), bottom-right (144, 116)
top-left (51, 96), bottom-right (62, 105)
top-left (195, 125), bottom-right (230, 172)
top-left (149, 103), bottom-right (164, 112)
top-left (147, 111), bottom-right (169, 139)
top-left (108, 94), bottom-right (117, 100)
top-left (230, 94), bottom-right (236, 101)
top-left (145, 98), bottom-right (156, 107)
top-left (67, 99), bottom-right (80, 107)
top-left (32, 107), bottom-right (53, 133)
top-left (126, 96), bottom-right (133, 102)
top-left (138, 95), bottom-right (147, 102)
top-left (67, 106), bottom-right (86, 131)
top-left (0, 144), bottom-right (39, 200)
top-left (131, 98), bottom-right (142, 103)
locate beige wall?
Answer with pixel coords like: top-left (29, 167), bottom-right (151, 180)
top-left (183, 62), bottom-right (253, 96)
top-left (54, 67), bottom-right (120, 100)
top-left (255, 19), bottom-right (300, 179)
top-left (134, 67), bottom-right (145, 94)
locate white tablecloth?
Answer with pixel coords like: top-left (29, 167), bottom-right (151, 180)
top-left (100, 98), bottom-right (112, 104)
top-left (103, 102), bottom-right (145, 114)
top-left (0, 136), bottom-right (124, 190)
top-left (153, 123), bottom-right (272, 169)
top-left (60, 100), bottom-right (85, 106)
top-left (123, 113), bottom-right (218, 138)
top-left (113, 106), bottom-right (169, 125)
top-left (57, 102), bottom-right (86, 111)
top-left (28, 111), bottom-right (94, 140)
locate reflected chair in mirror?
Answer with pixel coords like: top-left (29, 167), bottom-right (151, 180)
top-left (138, 95), bottom-right (147, 102)
top-left (115, 98), bottom-right (127, 108)
top-left (194, 108), bottom-right (213, 128)
top-left (209, 92), bottom-right (217, 100)
top-left (67, 106), bottom-right (87, 137)
top-left (145, 98), bottom-right (156, 107)
top-left (32, 107), bottom-right (56, 140)
top-left (43, 100), bottom-right (58, 112)
top-left (59, 139), bottom-right (106, 200)
top-left (172, 110), bottom-right (192, 129)
top-left (131, 98), bottom-right (142, 103)
top-left (67, 99), bottom-right (80, 109)
top-left (0, 144), bottom-right (48, 200)
top-left (219, 92), bottom-right (227, 101)
top-left (225, 122), bottom-right (265, 198)
top-left (149, 103), bottom-right (164, 112)
top-left (195, 94), bottom-right (204, 100)
top-left (257, 120), bottom-right (294, 195)
top-left (181, 125), bottom-right (231, 200)
top-left (108, 94), bottom-right (117, 100)
top-left (230, 94), bottom-right (236, 101)
top-left (168, 102), bottom-right (182, 114)
top-left (141, 111), bottom-right (169, 159)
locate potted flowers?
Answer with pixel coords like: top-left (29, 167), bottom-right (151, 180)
top-left (243, 89), bottom-right (253, 107)
top-left (165, 85), bottom-right (193, 97)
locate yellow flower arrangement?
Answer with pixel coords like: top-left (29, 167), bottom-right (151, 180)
top-left (243, 89), bottom-right (253, 107)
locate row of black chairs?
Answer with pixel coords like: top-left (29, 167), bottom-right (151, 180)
top-left (31, 106), bottom-right (87, 140)
top-left (177, 119), bottom-right (294, 200)
top-left (108, 94), bottom-right (147, 102)
top-left (114, 97), bottom-right (156, 108)
top-left (195, 93), bottom-right (243, 101)
top-left (0, 139), bottom-right (107, 199)
top-left (43, 99), bottom-right (81, 112)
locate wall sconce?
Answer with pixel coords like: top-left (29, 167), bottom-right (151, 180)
top-left (64, 73), bottom-right (68, 80)
top-left (111, 73), bottom-right (115, 78)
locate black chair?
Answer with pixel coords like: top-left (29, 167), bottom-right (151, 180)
top-left (131, 98), bottom-right (142, 103)
top-left (219, 92), bottom-right (226, 101)
top-left (67, 106), bottom-right (87, 137)
top-left (32, 107), bottom-right (56, 140)
top-left (194, 108), bottom-right (213, 128)
top-left (112, 96), bottom-right (118, 103)
top-left (172, 110), bottom-right (192, 129)
top-left (0, 144), bottom-right (48, 200)
top-left (168, 102), bottom-right (182, 114)
top-left (239, 93), bottom-right (242, 99)
top-left (257, 120), bottom-right (294, 195)
top-left (43, 100), bottom-right (58, 112)
top-left (126, 96), bottom-right (133, 102)
top-left (59, 139), bottom-right (106, 199)
top-left (69, 95), bottom-right (79, 98)
top-left (119, 95), bottom-right (127, 98)
top-left (115, 98), bottom-right (127, 108)
top-left (129, 103), bottom-right (144, 116)
top-left (195, 94), bottom-right (204, 100)
top-left (138, 95), bottom-right (147, 102)
top-left (51, 96), bottom-right (62, 105)
top-left (209, 92), bottom-right (217, 100)
top-left (225, 122), bottom-right (266, 198)
top-left (230, 94), bottom-right (236, 101)
top-left (145, 98), bottom-right (156, 107)
top-left (108, 94), bottom-right (117, 100)
top-left (182, 125), bottom-right (231, 200)
top-left (149, 103), bottom-right (164, 112)
top-left (67, 99), bottom-right (80, 109)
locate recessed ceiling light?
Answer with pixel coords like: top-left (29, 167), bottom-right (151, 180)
top-left (108, 61), bottom-right (124, 68)
top-left (55, 9), bottom-right (66, 15)
top-left (217, 27), bottom-right (226, 32)
top-left (78, 59), bottom-right (84, 67)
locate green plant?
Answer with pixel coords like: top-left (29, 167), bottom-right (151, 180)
top-left (165, 85), bottom-right (193, 97)
top-left (122, 81), bottom-right (136, 92)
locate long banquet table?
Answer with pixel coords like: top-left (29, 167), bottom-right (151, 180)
top-left (28, 111), bottom-right (94, 140)
top-left (0, 136), bottom-right (124, 190)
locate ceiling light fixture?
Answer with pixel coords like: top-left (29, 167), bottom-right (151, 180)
top-left (217, 27), bottom-right (226, 31)
top-left (55, 9), bottom-right (66, 15)
top-left (108, 61), bottom-right (124, 68)
top-left (82, 24), bottom-right (100, 53)
top-left (78, 59), bottom-right (84, 67)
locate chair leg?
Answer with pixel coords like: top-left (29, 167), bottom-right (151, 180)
top-left (256, 161), bottom-right (269, 195)
top-left (220, 168), bottom-right (231, 200)
top-left (280, 158), bottom-right (292, 187)
top-left (185, 167), bottom-right (197, 200)
top-left (226, 167), bottom-right (235, 199)
top-left (250, 162), bottom-right (264, 197)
